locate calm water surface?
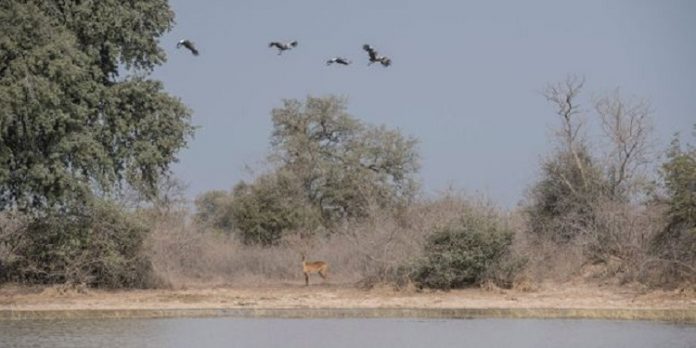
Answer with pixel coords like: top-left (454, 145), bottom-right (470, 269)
top-left (0, 318), bottom-right (694, 348)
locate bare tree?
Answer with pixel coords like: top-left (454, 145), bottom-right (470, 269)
top-left (595, 89), bottom-right (653, 198)
top-left (543, 75), bottom-right (589, 193)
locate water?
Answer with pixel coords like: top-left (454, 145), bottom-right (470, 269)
top-left (0, 318), bottom-right (694, 348)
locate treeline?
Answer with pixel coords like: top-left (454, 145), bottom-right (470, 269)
top-left (1, 1), bottom-right (693, 290)
top-left (181, 89), bottom-right (694, 290)
top-left (1, 90), bottom-right (694, 289)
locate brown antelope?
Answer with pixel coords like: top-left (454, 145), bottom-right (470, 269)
top-left (301, 253), bottom-right (328, 286)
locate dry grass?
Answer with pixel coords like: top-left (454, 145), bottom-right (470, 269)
top-left (145, 194), bottom-right (504, 289)
top-left (3, 193), bottom-right (692, 291)
top-left (514, 198), bottom-right (690, 288)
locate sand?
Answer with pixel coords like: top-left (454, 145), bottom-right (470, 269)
top-left (1, 281), bottom-right (694, 310)
top-left (1, 281), bottom-right (694, 321)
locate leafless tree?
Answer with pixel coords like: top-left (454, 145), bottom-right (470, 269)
top-left (543, 75), bottom-right (589, 193)
top-left (595, 89), bottom-right (653, 198)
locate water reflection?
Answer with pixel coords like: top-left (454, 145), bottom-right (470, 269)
top-left (1, 317), bottom-right (694, 348)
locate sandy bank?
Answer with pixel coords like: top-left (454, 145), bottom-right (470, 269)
top-left (1, 283), bottom-right (694, 322)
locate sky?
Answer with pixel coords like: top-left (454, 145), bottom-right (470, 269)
top-left (152, 0), bottom-right (696, 207)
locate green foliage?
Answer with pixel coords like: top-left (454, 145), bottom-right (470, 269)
top-left (194, 190), bottom-right (235, 232)
top-left (525, 147), bottom-right (607, 243)
top-left (196, 96), bottom-right (421, 245)
top-left (0, 200), bottom-right (154, 288)
top-left (662, 135), bottom-right (696, 232)
top-left (652, 132), bottom-right (696, 278)
top-left (230, 170), bottom-right (321, 245)
top-left (0, 1), bottom-right (193, 211)
top-left (270, 96), bottom-right (420, 223)
top-left (412, 209), bottom-right (514, 289)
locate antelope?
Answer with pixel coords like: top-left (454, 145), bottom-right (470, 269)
top-left (301, 253), bottom-right (328, 286)
top-left (176, 39), bottom-right (199, 56)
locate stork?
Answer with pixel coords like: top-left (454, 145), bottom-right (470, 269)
top-left (176, 39), bottom-right (199, 56)
top-left (326, 57), bottom-right (351, 66)
top-left (269, 40), bottom-right (298, 55)
top-left (362, 44), bottom-right (391, 67)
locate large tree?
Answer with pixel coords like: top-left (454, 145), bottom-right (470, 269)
top-left (270, 96), bottom-right (420, 224)
top-left (0, 1), bottom-right (193, 211)
top-left (202, 96), bottom-right (420, 245)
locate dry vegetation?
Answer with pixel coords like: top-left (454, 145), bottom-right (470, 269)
top-left (143, 190), bottom-right (690, 292)
top-left (1, 90), bottom-right (694, 297)
top-left (145, 195), bottom-right (490, 289)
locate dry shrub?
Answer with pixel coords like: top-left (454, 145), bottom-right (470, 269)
top-left (1, 202), bottom-right (153, 288)
top-left (516, 203), bottom-right (589, 283)
top-left (147, 209), bottom-right (418, 288)
top-left (517, 198), bottom-right (674, 286)
top-left (146, 193), bottom-right (519, 289)
top-left (0, 211), bottom-right (29, 277)
top-left (583, 200), bottom-right (665, 281)
top-left (147, 213), bottom-right (298, 287)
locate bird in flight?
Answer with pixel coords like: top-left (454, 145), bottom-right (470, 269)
top-left (326, 57), bottom-right (351, 66)
top-left (363, 44), bottom-right (391, 67)
top-left (269, 40), bottom-right (298, 55)
top-left (176, 39), bottom-right (199, 56)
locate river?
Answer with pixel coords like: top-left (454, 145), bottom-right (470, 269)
top-left (1, 317), bottom-right (695, 347)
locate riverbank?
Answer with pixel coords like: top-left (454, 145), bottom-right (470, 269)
top-left (1, 282), bottom-right (695, 322)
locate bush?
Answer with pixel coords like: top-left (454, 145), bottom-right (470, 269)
top-left (230, 170), bottom-right (321, 246)
top-left (649, 136), bottom-right (696, 283)
top-left (525, 148), bottom-right (607, 243)
top-left (412, 209), bottom-right (514, 289)
top-left (0, 200), bottom-right (154, 288)
top-left (194, 190), bottom-right (235, 232)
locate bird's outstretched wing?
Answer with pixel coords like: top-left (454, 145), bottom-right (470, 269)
top-left (327, 57), bottom-right (351, 66)
top-left (184, 41), bottom-right (199, 56)
top-left (177, 40), bottom-right (199, 56)
top-left (363, 44), bottom-right (377, 60)
top-left (269, 42), bottom-right (282, 49)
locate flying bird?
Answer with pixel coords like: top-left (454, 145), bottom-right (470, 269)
top-left (326, 57), bottom-right (351, 66)
top-left (269, 40), bottom-right (298, 55)
top-left (176, 39), bottom-right (199, 56)
top-left (362, 44), bottom-right (391, 67)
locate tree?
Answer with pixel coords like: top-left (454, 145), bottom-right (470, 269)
top-left (595, 90), bottom-right (653, 198)
top-left (529, 77), bottom-right (656, 244)
top-left (652, 130), bottom-right (696, 280)
top-left (270, 96), bottom-right (420, 223)
top-left (203, 96), bottom-right (420, 245)
top-left (194, 190), bottom-right (235, 232)
top-left (543, 76), bottom-right (590, 191)
top-left (230, 170), bottom-right (321, 245)
top-left (526, 147), bottom-right (606, 242)
top-left (527, 76), bottom-right (607, 242)
top-left (0, 1), bottom-right (193, 211)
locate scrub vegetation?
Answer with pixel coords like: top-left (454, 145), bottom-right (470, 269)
top-left (0, 2), bottom-right (693, 292)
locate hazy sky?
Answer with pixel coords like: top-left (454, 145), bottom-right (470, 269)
top-left (153, 0), bottom-right (696, 207)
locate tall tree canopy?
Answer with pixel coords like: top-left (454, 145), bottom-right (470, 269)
top-left (0, 1), bottom-right (193, 211)
top-left (270, 96), bottom-right (420, 223)
top-left (195, 96), bottom-right (420, 245)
